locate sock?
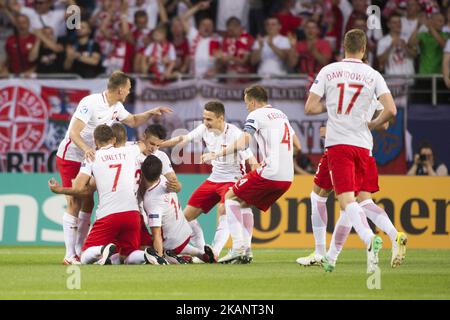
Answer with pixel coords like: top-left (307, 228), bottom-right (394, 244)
top-left (327, 210), bottom-right (352, 264)
top-left (124, 250), bottom-right (146, 264)
top-left (345, 202), bottom-right (374, 246)
top-left (310, 191), bottom-right (328, 256)
top-left (181, 243), bottom-right (205, 260)
top-left (189, 220), bottom-right (205, 249)
top-left (225, 199), bottom-right (245, 251)
top-left (360, 199), bottom-right (398, 244)
top-left (63, 212), bottom-right (78, 259)
top-left (75, 211), bottom-right (91, 257)
top-left (80, 245), bottom-right (102, 264)
top-left (110, 253), bottom-right (121, 265)
top-left (242, 208), bottom-right (254, 251)
top-left (212, 214), bottom-right (229, 257)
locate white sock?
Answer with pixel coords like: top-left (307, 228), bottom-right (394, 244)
top-left (110, 253), bottom-right (121, 265)
top-left (124, 250), bottom-right (146, 264)
top-left (180, 243), bottom-right (204, 259)
top-left (63, 212), bottom-right (78, 259)
top-left (345, 202), bottom-right (374, 246)
top-left (225, 199), bottom-right (245, 250)
top-left (189, 220), bottom-right (205, 249)
top-left (75, 211), bottom-right (91, 257)
top-left (360, 199), bottom-right (398, 243)
top-left (310, 191), bottom-right (328, 256)
top-left (327, 210), bottom-right (352, 264)
top-left (212, 214), bottom-right (229, 257)
top-left (242, 208), bottom-right (254, 250)
top-left (80, 245), bottom-right (102, 264)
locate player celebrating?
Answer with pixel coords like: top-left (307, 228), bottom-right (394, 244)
top-left (161, 101), bottom-right (258, 260)
top-left (49, 125), bottom-right (160, 265)
top-left (304, 29), bottom-right (397, 272)
top-left (55, 71), bottom-right (171, 265)
top-left (141, 155), bottom-right (216, 264)
top-left (202, 85), bottom-right (299, 264)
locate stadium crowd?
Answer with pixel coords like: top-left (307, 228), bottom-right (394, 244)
top-left (0, 0), bottom-right (449, 85)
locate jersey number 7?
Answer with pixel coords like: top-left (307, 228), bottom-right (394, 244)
top-left (337, 83), bottom-right (363, 115)
top-left (109, 164), bottom-right (122, 192)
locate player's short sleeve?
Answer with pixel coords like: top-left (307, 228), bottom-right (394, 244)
top-left (116, 103), bottom-right (131, 121)
top-left (157, 151), bottom-right (174, 175)
top-left (187, 124), bottom-right (206, 142)
top-left (79, 160), bottom-right (93, 176)
top-left (374, 71), bottom-right (391, 98)
top-left (444, 39), bottom-right (450, 53)
top-left (73, 97), bottom-right (94, 124)
top-left (143, 196), bottom-right (163, 228)
top-left (243, 112), bottom-right (259, 135)
top-left (309, 67), bottom-right (326, 98)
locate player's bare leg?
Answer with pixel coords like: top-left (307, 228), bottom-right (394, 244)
top-left (184, 205), bottom-right (205, 249)
top-left (357, 192), bottom-right (407, 268)
top-left (62, 195), bottom-right (82, 265)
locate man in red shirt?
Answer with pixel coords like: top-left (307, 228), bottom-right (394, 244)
top-left (219, 17), bottom-right (254, 79)
top-left (287, 19), bottom-right (332, 75)
top-left (5, 14), bottom-right (36, 75)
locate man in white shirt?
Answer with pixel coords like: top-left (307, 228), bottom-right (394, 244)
top-left (401, 0), bottom-right (421, 41)
top-left (251, 16), bottom-right (291, 76)
top-left (55, 71), bottom-right (171, 265)
top-left (162, 101), bottom-right (258, 260)
top-left (305, 29), bottom-right (397, 273)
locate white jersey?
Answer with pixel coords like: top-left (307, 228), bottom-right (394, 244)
top-left (79, 145), bottom-right (141, 220)
top-left (187, 123), bottom-right (253, 183)
top-left (57, 92), bottom-right (131, 162)
top-left (244, 106), bottom-right (294, 182)
top-left (143, 176), bottom-right (192, 250)
top-left (309, 58), bottom-right (391, 150)
top-left (136, 150), bottom-right (174, 176)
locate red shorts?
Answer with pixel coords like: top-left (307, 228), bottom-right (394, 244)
top-left (327, 144), bottom-right (369, 195)
top-left (188, 180), bottom-right (234, 213)
top-left (139, 214), bottom-right (153, 247)
top-left (361, 156), bottom-right (379, 193)
top-left (232, 170), bottom-right (291, 212)
top-left (82, 210), bottom-right (141, 257)
top-left (313, 151), bottom-right (333, 190)
top-left (56, 156), bottom-right (81, 188)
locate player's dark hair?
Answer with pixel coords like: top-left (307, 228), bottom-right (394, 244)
top-left (244, 85), bottom-right (268, 103)
top-left (226, 16), bottom-right (241, 27)
top-left (107, 71), bottom-right (130, 90)
top-left (204, 100), bottom-right (225, 117)
top-left (418, 141), bottom-right (434, 153)
top-left (141, 155), bottom-right (163, 182)
top-left (344, 29), bottom-right (367, 54)
top-left (144, 124), bottom-right (167, 140)
top-left (111, 122), bottom-right (127, 145)
top-left (94, 124), bottom-right (114, 144)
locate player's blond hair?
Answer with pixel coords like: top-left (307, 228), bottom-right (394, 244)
top-left (343, 29), bottom-right (367, 54)
top-left (107, 71), bottom-right (130, 91)
top-left (244, 85), bottom-right (268, 103)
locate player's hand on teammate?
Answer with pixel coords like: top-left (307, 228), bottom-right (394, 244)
top-left (201, 152), bottom-right (216, 164)
top-left (148, 106), bottom-right (173, 116)
top-left (166, 178), bottom-right (181, 193)
top-left (48, 178), bottom-right (62, 194)
top-left (84, 148), bottom-right (96, 162)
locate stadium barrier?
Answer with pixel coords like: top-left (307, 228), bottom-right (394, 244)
top-left (0, 174), bottom-right (448, 249)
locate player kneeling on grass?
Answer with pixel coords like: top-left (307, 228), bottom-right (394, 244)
top-left (140, 155), bottom-right (216, 264)
top-left (48, 124), bottom-right (165, 265)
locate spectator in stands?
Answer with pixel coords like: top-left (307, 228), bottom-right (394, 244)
top-left (401, 0), bottom-right (421, 41)
top-left (443, 39), bottom-right (450, 88)
top-left (444, 6), bottom-right (450, 34)
top-left (218, 17), bottom-right (254, 80)
top-left (273, 0), bottom-right (303, 36)
top-left (407, 141), bottom-right (448, 176)
top-left (347, 15), bottom-right (382, 67)
top-left (181, 1), bottom-right (221, 78)
top-left (409, 12), bottom-right (450, 74)
top-left (377, 14), bottom-right (416, 76)
top-left (287, 19), bottom-right (332, 75)
top-left (63, 20), bottom-right (102, 78)
top-left (248, 0), bottom-right (265, 37)
top-left (216, 0), bottom-right (250, 35)
top-left (131, 10), bottom-right (152, 73)
top-left (141, 24), bottom-right (177, 83)
top-left (170, 16), bottom-right (190, 75)
top-left (345, 0), bottom-right (367, 33)
top-left (5, 14), bottom-right (36, 75)
top-left (127, 0), bottom-right (164, 31)
top-left (29, 26), bottom-right (64, 74)
top-left (321, 1), bottom-right (343, 55)
top-left (251, 16), bottom-right (291, 76)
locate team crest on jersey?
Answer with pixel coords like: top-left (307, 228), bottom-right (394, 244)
top-left (372, 108), bottom-right (404, 165)
top-left (0, 86), bottom-right (48, 153)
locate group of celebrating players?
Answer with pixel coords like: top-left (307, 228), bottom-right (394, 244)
top-left (48, 28), bottom-right (407, 273)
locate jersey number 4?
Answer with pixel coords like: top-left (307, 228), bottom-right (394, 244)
top-left (109, 164), bottom-right (122, 192)
top-left (281, 123), bottom-right (291, 151)
top-left (337, 83), bottom-right (363, 115)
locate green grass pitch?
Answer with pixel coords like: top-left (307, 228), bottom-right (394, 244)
top-left (0, 247), bottom-right (449, 300)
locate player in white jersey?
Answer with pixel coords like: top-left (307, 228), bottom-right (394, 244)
top-left (140, 155), bottom-right (216, 264)
top-left (305, 29), bottom-right (398, 273)
top-left (202, 86), bottom-right (300, 264)
top-left (55, 71), bottom-right (171, 265)
top-left (161, 101), bottom-right (258, 261)
top-left (49, 125), bottom-right (162, 265)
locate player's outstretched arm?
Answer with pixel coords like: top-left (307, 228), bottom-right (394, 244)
top-left (305, 92), bottom-right (326, 115)
top-left (369, 93), bottom-right (397, 130)
top-left (160, 135), bottom-right (189, 148)
top-left (201, 132), bottom-right (251, 163)
top-left (122, 107), bottom-right (173, 128)
top-left (48, 173), bottom-right (91, 196)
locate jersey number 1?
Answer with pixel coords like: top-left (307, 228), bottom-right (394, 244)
top-left (337, 83), bottom-right (363, 115)
top-left (109, 164), bottom-right (122, 192)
